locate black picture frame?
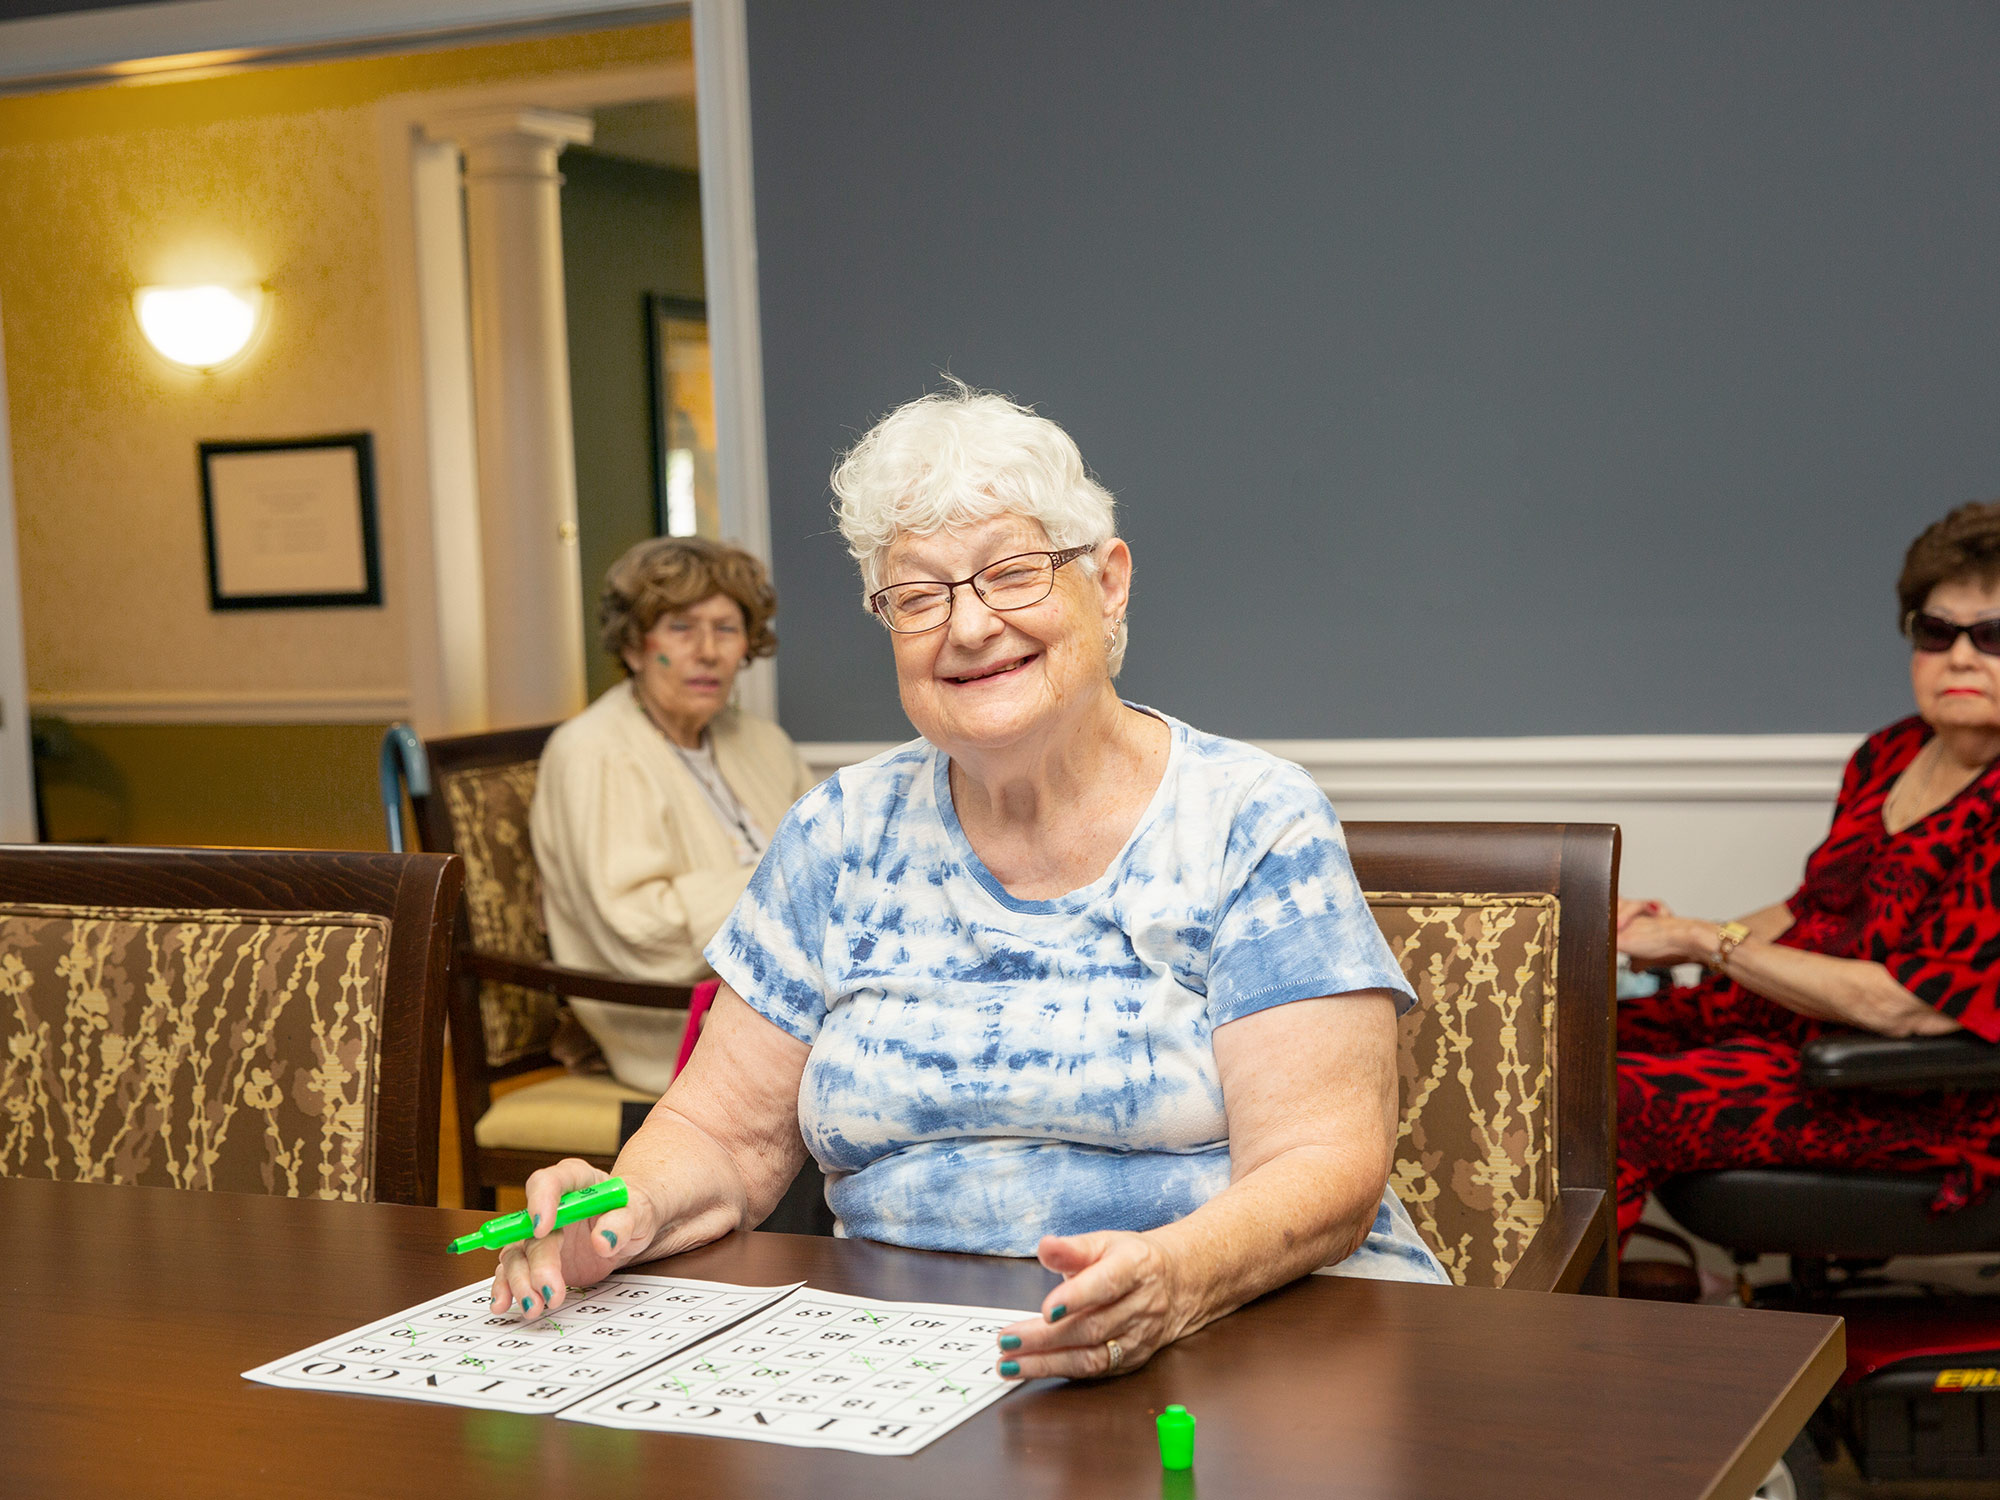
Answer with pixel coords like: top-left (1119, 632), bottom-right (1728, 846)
top-left (645, 293), bottom-right (714, 538)
top-left (198, 433), bottom-right (383, 611)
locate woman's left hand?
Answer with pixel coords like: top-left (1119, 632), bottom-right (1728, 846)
top-left (993, 1231), bottom-right (1188, 1380)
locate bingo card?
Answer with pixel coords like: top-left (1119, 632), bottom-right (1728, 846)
top-left (561, 1287), bottom-right (1033, 1456)
top-left (243, 1274), bottom-right (800, 1415)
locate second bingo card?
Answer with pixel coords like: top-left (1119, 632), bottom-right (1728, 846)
top-left (562, 1287), bottom-right (1035, 1455)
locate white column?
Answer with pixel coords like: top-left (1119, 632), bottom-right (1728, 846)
top-left (0, 297), bottom-right (36, 841)
top-left (442, 107), bottom-right (593, 729)
top-left (407, 134), bottom-right (488, 734)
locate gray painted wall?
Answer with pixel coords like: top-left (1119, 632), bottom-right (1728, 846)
top-left (747, 1), bottom-right (2000, 742)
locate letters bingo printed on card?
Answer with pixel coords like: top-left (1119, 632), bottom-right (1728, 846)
top-left (559, 1288), bottom-right (1035, 1456)
top-left (242, 1275), bottom-right (801, 1415)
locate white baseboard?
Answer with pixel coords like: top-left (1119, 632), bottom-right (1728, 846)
top-left (32, 689), bottom-right (411, 725)
top-left (796, 732), bottom-right (1865, 922)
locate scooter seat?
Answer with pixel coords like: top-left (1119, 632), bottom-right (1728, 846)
top-left (1659, 1169), bottom-right (2000, 1259)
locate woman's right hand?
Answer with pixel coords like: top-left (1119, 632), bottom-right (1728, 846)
top-left (489, 1158), bottom-right (671, 1321)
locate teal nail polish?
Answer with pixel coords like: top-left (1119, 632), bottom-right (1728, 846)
top-left (999, 1335), bottom-right (1021, 1351)
top-left (602, 1229), bottom-right (618, 1247)
top-left (1047, 1305), bottom-right (1067, 1323)
top-left (542, 1286), bottom-right (553, 1303)
top-left (531, 1214), bottom-right (539, 1231)
top-left (521, 1296), bottom-right (533, 1312)
top-left (999, 1360), bottom-right (1020, 1377)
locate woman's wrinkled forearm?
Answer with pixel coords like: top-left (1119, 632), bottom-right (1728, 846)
top-left (1141, 1139), bottom-right (1385, 1343)
top-left (1727, 941), bottom-right (1959, 1037)
top-left (607, 1104), bottom-right (759, 1259)
top-left (607, 989), bottom-right (815, 1259)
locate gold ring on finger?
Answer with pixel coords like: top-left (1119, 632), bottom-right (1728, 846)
top-left (1105, 1338), bottom-right (1123, 1372)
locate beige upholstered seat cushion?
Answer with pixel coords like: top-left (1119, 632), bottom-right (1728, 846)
top-left (0, 902), bottom-right (392, 1200)
top-left (475, 1073), bottom-right (658, 1157)
top-left (442, 760), bottom-right (561, 1067)
top-left (1369, 892), bottom-right (1560, 1290)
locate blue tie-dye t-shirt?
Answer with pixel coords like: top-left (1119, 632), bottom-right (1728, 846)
top-left (705, 709), bottom-right (1448, 1284)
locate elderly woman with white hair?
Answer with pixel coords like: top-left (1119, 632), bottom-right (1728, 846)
top-left (493, 384), bottom-right (1447, 1379)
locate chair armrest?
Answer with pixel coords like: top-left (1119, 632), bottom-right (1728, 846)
top-left (1501, 1187), bottom-right (1612, 1294)
top-left (459, 950), bottom-right (696, 1010)
top-left (1800, 1032), bottom-right (2000, 1090)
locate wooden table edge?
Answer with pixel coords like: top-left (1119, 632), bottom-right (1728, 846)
top-left (1704, 1314), bottom-right (1845, 1500)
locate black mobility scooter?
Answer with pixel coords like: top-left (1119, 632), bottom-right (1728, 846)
top-left (1660, 1030), bottom-right (2000, 1496)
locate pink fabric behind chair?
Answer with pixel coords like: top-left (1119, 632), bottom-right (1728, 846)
top-left (673, 979), bottom-right (722, 1078)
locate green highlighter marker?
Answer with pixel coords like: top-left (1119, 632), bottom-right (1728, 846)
top-left (1156, 1404), bottom-right (1196, 1471)
top-left (448, 1178), bottom-right (628, 1255)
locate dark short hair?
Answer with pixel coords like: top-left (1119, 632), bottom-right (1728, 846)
top-left (598, 537), bottom-right (778, 672)
top-left (1899, 502), bottom-right (2000, 622)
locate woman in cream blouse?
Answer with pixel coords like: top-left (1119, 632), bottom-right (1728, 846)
top-left (531, 537), bottom-right (818, 1093)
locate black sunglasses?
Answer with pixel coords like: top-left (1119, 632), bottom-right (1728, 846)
top-left (1905, 610), bottom-right (2000, 657)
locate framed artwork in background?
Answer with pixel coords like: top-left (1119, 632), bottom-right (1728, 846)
top-left (198, 433), bottom-right (382, 610)
top-left (646, 294), bottom-right (718, 539)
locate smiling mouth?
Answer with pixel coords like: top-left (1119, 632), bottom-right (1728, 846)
top-left (943, 654), bottom-right (1036, 685)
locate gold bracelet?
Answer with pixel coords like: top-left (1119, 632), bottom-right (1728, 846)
top-left (1708, 921), bottom-right (1751, 972)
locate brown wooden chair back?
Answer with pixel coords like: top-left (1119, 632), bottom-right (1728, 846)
top-left (411, 724), bottom-right (563, 1073)
top-left (0, 845), bottom-right (459, 1207)
top-left (411, 724), bottom-right (693, 1207)
top-left (1347, 822), bottom-right (1618, 1294)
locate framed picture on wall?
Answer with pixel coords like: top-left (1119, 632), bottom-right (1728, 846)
top-left (198, 433), bottom-right (382, 611)
top-left (647, 294), bottom-right (718, 538)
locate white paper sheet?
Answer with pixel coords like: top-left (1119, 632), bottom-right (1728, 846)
top-left (242, 1274), bottom-right (801, 1415)
top-left (559, 1287), bottom-right (1034, 1456)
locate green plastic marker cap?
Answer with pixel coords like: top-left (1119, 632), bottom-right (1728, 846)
top-left (1157, 1404), bottom-right (1195, 1470)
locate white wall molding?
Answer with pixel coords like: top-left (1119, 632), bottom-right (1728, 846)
top-left (797, 732), bottom-right (1866, 921)
top-left (0, 0), bottom-right (682, 93)
top-left (32, 689), bottom-right (411, 725)
top-left (799, 733), bottom-right (1863, 802)
top-left (1256, 732), bottom-right (1862, 803)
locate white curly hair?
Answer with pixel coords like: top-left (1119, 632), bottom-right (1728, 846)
top-left (830, 381), bottom-right (1127, 672)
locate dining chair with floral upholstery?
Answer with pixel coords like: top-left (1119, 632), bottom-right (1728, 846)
top-left (0, 845), bottom-right (459, 1206)
top-left (1347, 822), bottom-right (1619, 1294)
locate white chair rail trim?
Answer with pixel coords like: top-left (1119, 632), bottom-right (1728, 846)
top-left (33, 689), bottom-right (412, 725)
top-left (800, 733), bottom-right (1864, 805)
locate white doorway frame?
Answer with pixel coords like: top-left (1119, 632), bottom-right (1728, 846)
top-left (0, 0), bottom-right (774, 739)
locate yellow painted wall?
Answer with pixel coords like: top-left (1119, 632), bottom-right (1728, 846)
top-left (1, 20), bottom-right (689, 850)
top-left (36, 721), bottom-right (391, 849)
top-left (1, 19), bottom-right (688, 710)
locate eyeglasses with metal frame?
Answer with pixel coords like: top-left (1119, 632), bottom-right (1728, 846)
top-left (868, 546), bottom-right (1096, 634)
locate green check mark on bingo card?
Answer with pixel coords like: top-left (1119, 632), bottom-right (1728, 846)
top-left (447, 1178), bottom-right (628, 1254)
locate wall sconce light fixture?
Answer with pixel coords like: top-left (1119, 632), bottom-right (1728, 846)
top-left (133, 284), bottom-right (264, 369)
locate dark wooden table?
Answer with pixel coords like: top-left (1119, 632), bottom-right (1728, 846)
top-left (1, 1178), bottom-right (1841, 1499)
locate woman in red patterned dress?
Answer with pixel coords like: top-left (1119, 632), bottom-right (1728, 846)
top-left (1615, 502), bottom-right (2000, 1242)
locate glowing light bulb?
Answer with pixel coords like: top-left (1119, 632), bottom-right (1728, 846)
top-left (133, 284), bottom-right (263, 369)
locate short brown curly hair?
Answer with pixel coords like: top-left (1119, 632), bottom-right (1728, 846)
top-left (1899, 502), bottom-right (2000, 622)
top-left (599, 537), bottom-right (779, 672)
